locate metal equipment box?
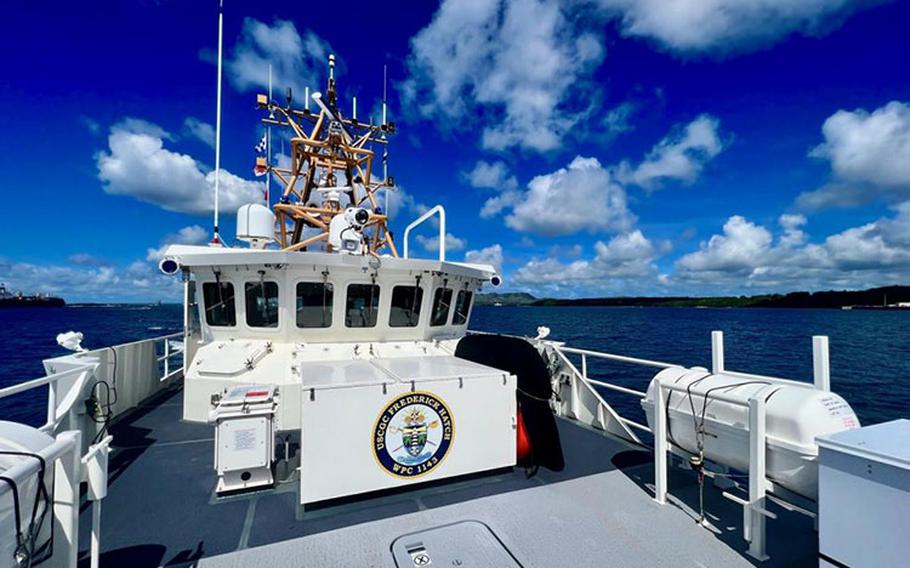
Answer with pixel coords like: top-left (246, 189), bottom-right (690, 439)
top-left (211, 385), bottom-right (278, 493)
top-left (817, 419), bottom-right (910, 568)
top-left (299, 356), bottom-right (516, 505)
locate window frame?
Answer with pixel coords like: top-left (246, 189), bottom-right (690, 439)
top-left (244, 280), bottom-right (281, 329)
top-left (430, 286), bottom-right (454, 327)
top-left (345, 282), bottom-right (382, 328)
top-left (295, 280), bottom-right (335, 329)
top-left (388, 284), bottom-right (424, 328)
top-left (201, 281), bottom-right (237, 327)
top-left (452, 289), bottom-right (473, 326)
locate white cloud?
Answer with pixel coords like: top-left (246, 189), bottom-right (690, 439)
top-left (463, 160), bottom-right (518, 191)
top-left (182, 117), bottom-right (215, 148)
top-left (0, 257), bottom-right (182, 303)
top-left (485, 116), bottom-right (723, 234)
top-left (415, 232), bottom-right (466, 253)
top-left (595, 0), bottom-right (882, 55)
top-left (146, 225), bottom-right (210, 261)
top-left (403, 0), bottom-right (605, 152)
top-left (225, 18), bottom-right (332, 96)
top-left (601, 101), bottom-right (637, 140)
top-left (675, 204), bottom-right (910, 290)
top-left (463, 161), bottom-right (521, 219)
top-left (798, 101), bottom-right (910, 209)
top-left (618, 114), bottom-right (724, 190)
top-left (480, 191), bottom-right (523, 219)
top-left (778, 213), bottom-right (808, 247)
top-left (505, 156), bottom-right (634, 236)
top-left (676, 216), bottom-right (773, 273)
top-left (379, 186), bottom-right (427, 221)
top-left (96, 119), bottom-right (264, 214)
top-left (68, 253), bottom-right (108, 266)
top-left (464, 244), bottom-right (504, 273)
top-left (511, 230), bottom-right (658, 292)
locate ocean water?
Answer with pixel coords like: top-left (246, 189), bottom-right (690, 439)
top-left (0, 305), bottom-right (907, 427)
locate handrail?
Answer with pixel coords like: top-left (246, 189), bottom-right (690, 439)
top-left (585, 378), bottom-right (647, 398)
top-left (104, 331), bottom-right (182, 350)
top-left (403, 204), bottom-right (446, 261)
top-left (0, 331), bottom-right (184, 432)
top-left (0, 332), bottom-right (182, 398)
top-left (0, 366), bottom-right (89, 400)
top-left (556, 345), bottom-right (682, 370)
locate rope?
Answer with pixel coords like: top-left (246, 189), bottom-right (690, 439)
top-left (0, 451), bottom-right (51, 567)
top-left (0, 475), bottom-right (24, 564)
top-left (678, 376), bottom-right (771, 524)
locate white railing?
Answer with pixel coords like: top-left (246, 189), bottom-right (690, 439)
top-left (0, 332), bottom-right (183, 568)
top-left (0, 332), bottom-right (183, 435)
top-left (403, 204), bottom-right (446, 261)
top-left (157, 333), bottom-right (185, 382)
top-left (536, 330), bottom-right (834, 562)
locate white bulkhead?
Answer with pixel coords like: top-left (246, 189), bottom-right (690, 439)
top-left (641, 367), bottom-right (860, 500)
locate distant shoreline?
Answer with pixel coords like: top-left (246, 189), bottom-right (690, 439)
top-left (478, 285), bottom-right (910, 310)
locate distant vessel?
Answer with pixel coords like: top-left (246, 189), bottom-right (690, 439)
top-left (843, 293), bottom-right (910, 310)
top-left (0, 283), bottom-right (65, 307)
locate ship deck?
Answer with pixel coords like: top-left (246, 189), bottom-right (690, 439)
top-left (79, 383), bottom-right (818, 567)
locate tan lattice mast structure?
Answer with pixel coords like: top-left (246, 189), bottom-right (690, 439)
top-left (256, 55), bottom-right (398, 256)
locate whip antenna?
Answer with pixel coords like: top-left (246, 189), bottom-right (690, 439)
top-left (266, 63), bottom-right (272, 204)
top-left (382, 64), bottom-right (389, 216)
top-left (211, 0), bottom-right (224, 245)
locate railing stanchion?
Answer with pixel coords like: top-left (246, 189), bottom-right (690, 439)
top-left (52, 430), bottom-right (82, 568)
top-left (747, 395), bottom-right (770, 561)
top-left (653, 380), bottom-right (668, 505)
top-left (711, 330), bottom-right (725, 374)
top-left (812, 335), bottom-right (830, 392)
top-left (164, 337), bottom-right (170, 379)
top-left (46, 381), bottom-right (57, 431)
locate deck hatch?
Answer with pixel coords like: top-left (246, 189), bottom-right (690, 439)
top-left (391, 521), bottom-right (521, 567)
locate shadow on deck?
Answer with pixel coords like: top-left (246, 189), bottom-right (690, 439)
top-left (77, 385), bottom-right (817, 567)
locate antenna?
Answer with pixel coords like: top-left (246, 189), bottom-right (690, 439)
top-left (382, 64), bottom-right (388, 126)
top-left (382, 64), bottom-right (389, 216)
top-left (266, 63), bottom-right (272, 205)
top-left (211, 0), bottom-right (224, 245)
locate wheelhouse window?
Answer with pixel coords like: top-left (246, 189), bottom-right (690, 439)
top-left (453, 290), bottom-right (473, 325)
top-left (296, 282), bottom-right (333, 328)
top-left (202, 282), bottom-right (236, 327)
top-left (346, 283), bottom-right (380, 328)
top-left (389, 285), bottom-right (423, 327)
top-left (245, 281), bottom-right (279, 328)
top-left (430, 287), bottom-right (453, 327)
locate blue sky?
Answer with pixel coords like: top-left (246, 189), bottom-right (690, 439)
top-left (1, 0), bottom-right (909, 302)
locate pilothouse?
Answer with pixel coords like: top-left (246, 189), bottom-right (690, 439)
top-left (160, 56), bottom-right (514, 501)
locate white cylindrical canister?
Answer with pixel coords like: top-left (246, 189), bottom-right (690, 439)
top-left (642, 368), bottom-right (860, 500)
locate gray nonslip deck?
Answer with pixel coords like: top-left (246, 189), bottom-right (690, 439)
top-left (78, 385), bottom-right (817, 567)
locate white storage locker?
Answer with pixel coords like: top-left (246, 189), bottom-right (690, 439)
top-left (817, 419), bottom-right (910, 568)
top-left (299, 356), bottom-right (516, 505)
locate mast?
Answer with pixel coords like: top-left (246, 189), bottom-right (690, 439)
top-left (211, 0), bottom-right (224, 245)
top-left (256, 55), bottom-right (398, 255)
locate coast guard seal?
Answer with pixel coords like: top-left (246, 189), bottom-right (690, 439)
top-left (372, 391), bottom-right (454, 478)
